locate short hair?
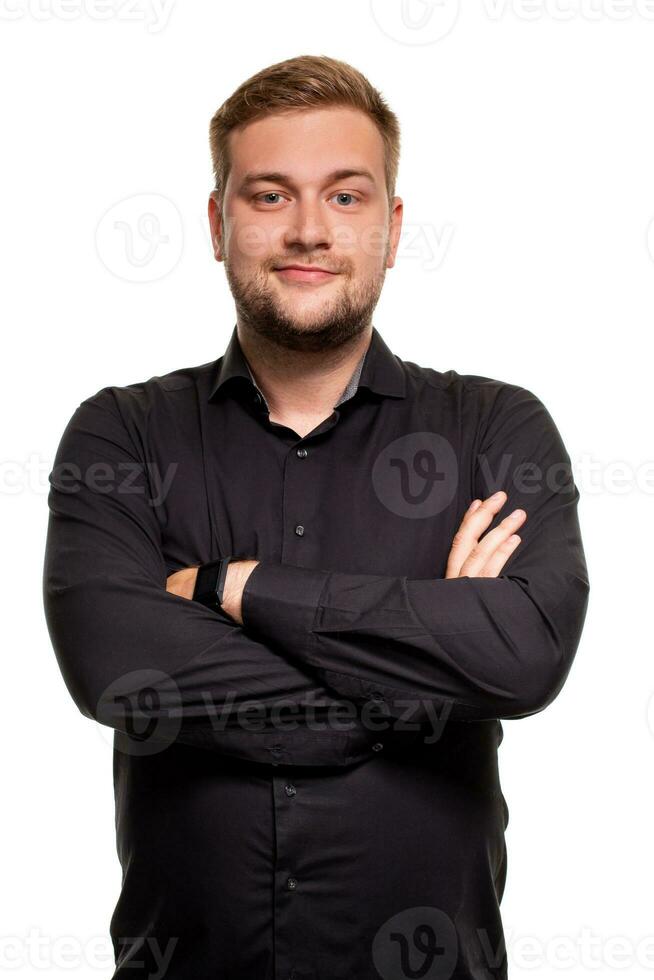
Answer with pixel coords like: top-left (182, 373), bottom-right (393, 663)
top-left (209, 54), bottom-right (401, 212)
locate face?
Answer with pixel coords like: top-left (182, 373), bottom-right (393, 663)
top-left (208, 106), bottom-right (403, 353)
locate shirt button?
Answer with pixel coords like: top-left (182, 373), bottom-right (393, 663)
top-left (295, 525), bottom-right (304, 536)
top-left (287, 876), bottom-right (298, 890)
top-left (369, 691), bottom-right (385, 702)
top-left (285, 783), bottom-right (297, 797)
top-left (372, 742), bottom-right (384, 752)
top-left (296, 448), bottom-right (308, 458)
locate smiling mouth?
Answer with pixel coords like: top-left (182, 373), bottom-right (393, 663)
top-left (274, 267), bottom-right (339, 284)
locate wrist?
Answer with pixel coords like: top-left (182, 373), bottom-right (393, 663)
top-left (221, 560), bottom-right (259, 624)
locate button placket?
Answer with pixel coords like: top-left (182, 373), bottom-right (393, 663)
top-left (273, 773), bottom-right (306, 977)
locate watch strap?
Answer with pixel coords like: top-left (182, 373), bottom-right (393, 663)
top-left (192, 555), bottom-right (233, 611)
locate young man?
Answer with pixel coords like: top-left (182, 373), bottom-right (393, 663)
top-left (43, 54), bottom-right (590, 980)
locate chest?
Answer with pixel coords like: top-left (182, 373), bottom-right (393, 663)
top-left (150, 391), bottom-right (477, 580)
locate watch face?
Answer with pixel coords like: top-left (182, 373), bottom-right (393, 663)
top-left (193, 557), bottom-right (231, 608)
top-left (194, 560), bottom-right (222, 603)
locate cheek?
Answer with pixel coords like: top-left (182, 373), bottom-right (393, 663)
top-left (232, 207), bottom-right (290, 257)
top-left (349, 255), bottom-right (382, 283)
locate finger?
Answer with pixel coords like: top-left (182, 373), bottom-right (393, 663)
top-left (458, 508), bottom-right (526, 577)
top-left (445, 490), bottom-right (509, 578)
top-left (477, 534), bottom-right (521, 578)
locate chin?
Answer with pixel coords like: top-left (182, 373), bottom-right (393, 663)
top-left (277, 302), bottom-right (338, 326)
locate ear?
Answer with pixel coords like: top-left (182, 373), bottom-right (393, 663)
top-left (386, 196), bottom-right (403, 270)
top-left (208, 191), bottom-right (224, 262)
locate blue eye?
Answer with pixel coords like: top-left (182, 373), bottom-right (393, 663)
top-left (255, 191), bottom-right (360, 207)
top-left (332, 193), bottom-right (358, 206)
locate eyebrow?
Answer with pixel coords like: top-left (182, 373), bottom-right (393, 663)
top-left (238, 168), bottom-right (377, 191)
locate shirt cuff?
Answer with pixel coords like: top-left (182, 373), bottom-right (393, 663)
top-left (241, 560), bottom-right (330, 661)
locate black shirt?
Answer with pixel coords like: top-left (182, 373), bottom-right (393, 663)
top-left (42, 324), bottom-right (590, 980)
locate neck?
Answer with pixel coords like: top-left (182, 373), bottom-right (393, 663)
top-left (236, 323), bottom-right (373, 418)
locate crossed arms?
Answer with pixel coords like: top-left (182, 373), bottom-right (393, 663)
top-left (42, 384), bottom-right (590, 761)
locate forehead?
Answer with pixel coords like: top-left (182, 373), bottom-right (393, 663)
top-left (226, 107), bottom-right (385, 187)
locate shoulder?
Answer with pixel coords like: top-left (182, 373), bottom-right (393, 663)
top-left (54, 359), bottom-right (218, 464)
top-left (400, 355), bottom-right (541, 409)
top-left (73, 357), bottom-right (217, 423)
top-left (397, 356), bottom-right (561, 447)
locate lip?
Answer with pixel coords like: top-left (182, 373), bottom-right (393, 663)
top-left (274, 265), bottom-right (338, 284)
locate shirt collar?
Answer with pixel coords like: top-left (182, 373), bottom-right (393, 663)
top-left (207, 323), bottom-right (406, 403)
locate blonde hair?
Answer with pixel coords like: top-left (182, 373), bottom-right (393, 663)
top-left (209, 54), bottom-right (401, 212)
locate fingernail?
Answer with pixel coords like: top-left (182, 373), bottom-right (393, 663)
top-left (491, 491), bottom-right (505, 500)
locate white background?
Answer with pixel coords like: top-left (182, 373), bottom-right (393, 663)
top-left (1, 1), bottom-right (650, 977)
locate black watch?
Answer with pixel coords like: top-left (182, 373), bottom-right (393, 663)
top-left (192, 555), bottom-right (233, 612)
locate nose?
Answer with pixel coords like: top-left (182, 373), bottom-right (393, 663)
top-left (280, 198), bottom-right (333, 254)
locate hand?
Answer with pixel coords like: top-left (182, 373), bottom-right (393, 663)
top-left (166, 566), bottom-right (200, 600)
top-left (445, 491), bottom-right (526, 579)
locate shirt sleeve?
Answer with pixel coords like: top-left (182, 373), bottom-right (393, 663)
top-left (241, 385), bottom-right (591, 723)
top-left (42, 393), bottom-right (360, 764)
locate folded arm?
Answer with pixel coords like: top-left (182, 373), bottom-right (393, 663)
top-left (42, 394), bottom-right (365, 764)
top-left (241, 385), bottom-right (591, 722)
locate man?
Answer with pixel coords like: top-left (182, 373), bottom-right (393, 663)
top-left (43, 54), bottom-right (590, 980)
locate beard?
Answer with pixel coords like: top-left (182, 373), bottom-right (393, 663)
top-left (223, 246), bottom-right (390, 354)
